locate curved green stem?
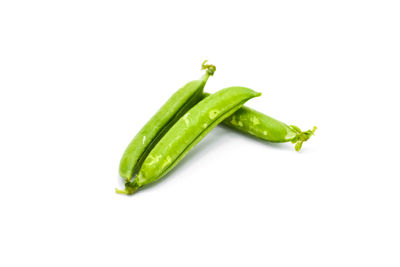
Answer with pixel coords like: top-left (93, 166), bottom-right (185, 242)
top-left (201, 60), bottom-right (216, 76)
top-left (115, 181), bottom-right (140, 195)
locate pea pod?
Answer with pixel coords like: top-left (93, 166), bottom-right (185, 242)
top-left (202, 93), bottom-right (316, 151)
top-left (118, 87), bottom-right (261, 194)
top-left (119, 61), bottom-right (216, 182)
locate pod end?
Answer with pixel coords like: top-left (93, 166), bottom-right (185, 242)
top-left (115, 181), bottom-right (139, 195)
top-left (291, 126), bottom-right (317, 152)
top-left (201, 60), bottom-right (216, 76)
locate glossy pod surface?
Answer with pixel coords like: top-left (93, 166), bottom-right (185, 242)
top-left (119, 63), bottom-right (215, 181)
top-left (202, 93), bottom-right (316, 151)
top-left (224, 106), bottom-right (296, 142)
top-left (124, 87), bottom-right (261, 193)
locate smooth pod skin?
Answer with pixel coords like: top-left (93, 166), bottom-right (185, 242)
top-left (121, 87), bottom-right (261, 194)
top-left (118, 62), bottom-right (216, 182)
top-left (222, 106), bottom-right (316, 151)
top-left (202, 93), bottom-right (316, 151)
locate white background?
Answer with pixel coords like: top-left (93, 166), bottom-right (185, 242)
top-left (1, 1), bottom-right (399, 266)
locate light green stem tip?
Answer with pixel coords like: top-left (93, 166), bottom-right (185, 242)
top-left (115, 181), bottom-right (139, 195)
top-left (201, 60), bottom-right (216, 76)
top-left (291, 126), bottom-right (317, 152)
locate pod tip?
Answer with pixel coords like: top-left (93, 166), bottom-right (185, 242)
top-left (115, 188), bottom-right (130, 195)
top-left (115, 181), bottom-right (139, 195)
top-left (201, 60), bottom-right (216, 76)
top-left (291, 125), bottom-right (317, 152)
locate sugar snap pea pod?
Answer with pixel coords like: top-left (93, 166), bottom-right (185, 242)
top-left (202, 93), bottom-right (316, 151)
top-left (118, 61), bottom-right (216, 182)
top-left (223, 107), bottom-right (316, 151)
top-left (118, 87), bottom-right (261, 194)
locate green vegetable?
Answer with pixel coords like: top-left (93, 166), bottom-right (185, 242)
top-left (223, 106), bottom-right (316, 151)
top-left (203, 93), bottom-right (316, 151)
top-left (118, 87), bottom-right (261, 194)
top-left (119, 61), bottom-right (216, 182)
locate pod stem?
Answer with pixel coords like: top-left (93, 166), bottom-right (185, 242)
top-left (115, 180), bottom-right (139, 195)
top-left (201, 60), bottom-right (216, 76)
top-left (290, 126), bottom-right (317, 152)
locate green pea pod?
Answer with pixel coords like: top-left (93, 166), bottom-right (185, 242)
top-left (223, 106), bottom-right (316, 151)
top-left (119, 61), bottom-right (216, 182)
top-left (118, 87), bottom-right (261, 194)
top-left (203, 93), bottom-right (316, 151)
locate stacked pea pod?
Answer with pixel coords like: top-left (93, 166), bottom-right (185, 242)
top-left (117, 61), bottom-right (316, 195)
